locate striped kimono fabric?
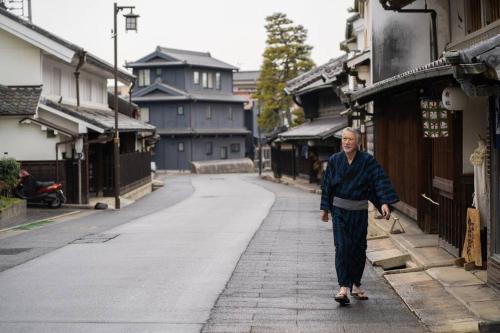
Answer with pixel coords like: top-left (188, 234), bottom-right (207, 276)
top-left (320, 151), bottom-right (399, 289)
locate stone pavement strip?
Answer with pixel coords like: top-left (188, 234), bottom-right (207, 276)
top-left (202, 177), bottom-right (429, 333)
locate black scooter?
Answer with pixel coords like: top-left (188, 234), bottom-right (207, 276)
top-left (15, 170), bottom-right (66, 208)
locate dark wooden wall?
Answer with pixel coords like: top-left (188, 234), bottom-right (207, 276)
top-left (374, 89), bottom-right (423, 214)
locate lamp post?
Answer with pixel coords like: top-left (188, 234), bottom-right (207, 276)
top-left (113, 2), bottom-right (139, 209)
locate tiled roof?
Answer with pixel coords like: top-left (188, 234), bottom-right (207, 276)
top-left (42, 100), bottom-right (155, 132)
top-left (351, 33), bottom-right (500, 104)
top-left (157, 128), bottom-right (249, 136)
top-left (278, 116), bottom-right (348, 140)
top-left (351, 58), bottom-right (453, 104)
top-left (0, 85), bottom-right (42, 116)
top-left (132, 92), bottom-right (246, 103)
top-left (127, 46), bottom-right (238, 70)
top-left (286, 55), bottom-right (347, 95)
top-left (234, 71), bottom-right (260, 82)
top-left (0, 8), bottom-right (134, 83)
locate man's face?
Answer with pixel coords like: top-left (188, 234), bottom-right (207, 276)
top-left (342, 131), bottom-right (358, 154)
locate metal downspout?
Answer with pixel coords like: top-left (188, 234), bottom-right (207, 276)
top-left (74, 51), bottom-right (87, 108)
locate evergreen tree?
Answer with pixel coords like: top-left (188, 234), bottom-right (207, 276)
top-left (254, 13), bottom-right (315, 132)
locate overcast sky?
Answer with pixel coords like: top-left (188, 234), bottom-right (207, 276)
top-left (29, 0), bottom-right (353, 72)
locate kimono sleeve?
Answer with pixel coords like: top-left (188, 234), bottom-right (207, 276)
top-left (367, 157), bottom-right (399, 212)
top-left (320, 157), bottom-right (335, 211)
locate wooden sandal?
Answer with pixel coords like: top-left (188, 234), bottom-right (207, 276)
top-left (334, 287), bottom-right (350, 304)
top-left (351, 287), bottom-right (369, 300)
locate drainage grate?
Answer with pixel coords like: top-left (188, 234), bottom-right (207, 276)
top-left (70, 234), bottom-right (119, 244)
top-left (0, 248), bottom-right (31, 255)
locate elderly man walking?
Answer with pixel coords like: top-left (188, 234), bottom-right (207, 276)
top-left (320, 127), bottom-right (399, 304)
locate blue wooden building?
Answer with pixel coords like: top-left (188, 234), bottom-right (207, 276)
top-left (127, 47), bottom-right (248, 170)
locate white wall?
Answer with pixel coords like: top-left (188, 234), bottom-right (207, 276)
top-left (462, 96), bottom-right (489, 174)
top-left (42, 57), bottom-right (108, 108)
top-left (0, 29), bottom-right (42, 86)
top-left (0, 117), bottom-right (68, 160)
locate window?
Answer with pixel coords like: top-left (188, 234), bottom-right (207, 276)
top-left (228, 106), bottom-right (233, 120)
top-left (230, 143), bottom-right (240, 153)
top-left (156, 68), bottom-right (162, 76)
top-left (216, 72), bottom-right (221, 90)
top-left (138, 69), bottom-right (150, 87)
top-left (485, 0), bottom-right (500, 25)
top-left (206, 106), bottom-right (212, 120)
top-left (52, 68), bottom-right (61, 95)
top-left (220, 147), bottom-right (228, 159)
top-left (83, 78), bottom-right (91, 101)
top-left (140, 107), bottom-right (150, 122)
top-left (206, 142), bottom-right (213, 155)
top-left (177, 106), bottom-right (184, 116)
top-left (46, 129), bottom-right (56, 138)
top-left (207, 73), bottom-right (213, 88)
top-left (193, 71), bottom-right (200, 85)
top-left (465, 0), bottom-right (500, 34)
top-left (202, 72), bottom-right (208, 88)
top-left (177, 142), bottom-right (184, 152)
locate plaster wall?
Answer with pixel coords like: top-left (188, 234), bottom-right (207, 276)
top-left (0, 117), bottom-right (67, 160)
top-left (0, 29), bottom-right (42, 85)
top-left (370, 0), bottom-right (449, 82)
top-left (42, 57), bottom-right (107, 108)
top-left (462, 96), bottom-right (489, 174)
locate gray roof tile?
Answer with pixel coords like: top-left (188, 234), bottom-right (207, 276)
top-left (286, 55), bottom-right (347, 95)
top-left (42, 100), bottom-right (155, 132)
top-left (128, 46), bottom-right (238, 70)
top-left (0, 85), bottom-right (42, 116)
top-left (279, 116), bottom-right (347, 140)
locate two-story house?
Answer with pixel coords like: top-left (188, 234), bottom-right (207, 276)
top-left (0, 7), bottom-right (155, 205)
top-left (344, 0), bottom-right (500, 289)
top-left (272, 56), bottom-right (348, 183)
top-left (127, 47), bottom-right (248, 170)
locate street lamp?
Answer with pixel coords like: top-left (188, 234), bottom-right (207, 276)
top-left (113, 2), bottom-right (138, 209)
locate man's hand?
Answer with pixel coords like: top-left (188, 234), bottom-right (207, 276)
top-left (381, 204), bottom-right (391, 220)
top-left (320, 210), bottom-right (329, 222)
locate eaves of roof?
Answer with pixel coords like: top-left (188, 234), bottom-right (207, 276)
top-left (278, 116), bottom-right (347, 141)
top-left (286, 55), bottom-right (347, 95)
top-left (0, 8), bottom-right (133, 83)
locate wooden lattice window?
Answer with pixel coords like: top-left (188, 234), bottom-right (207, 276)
top-left (486, 0), bottom-right (500, 25)
top-left (466, 0), bottom-right (482, 34)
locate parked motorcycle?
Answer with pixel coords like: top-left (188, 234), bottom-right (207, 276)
top-left (15, 169), bottom-right (66, 208)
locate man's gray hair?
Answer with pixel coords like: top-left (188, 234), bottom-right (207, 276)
top-left (341, 127), bottom-right (362, 145)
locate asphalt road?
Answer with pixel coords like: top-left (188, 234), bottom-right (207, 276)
top-left (0, 174), bottom-right (275, 332)
top-left (0, 174), bottom-right (428, 333)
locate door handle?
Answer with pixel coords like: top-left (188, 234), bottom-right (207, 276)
top-left (421, 193), bottom-right (440, 206)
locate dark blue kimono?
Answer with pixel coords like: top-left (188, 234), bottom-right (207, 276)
top-left (320, 151), bottom-right (399, 289)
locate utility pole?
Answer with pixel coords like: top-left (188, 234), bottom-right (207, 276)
top-left (257, 103), bottom-right (262, 176)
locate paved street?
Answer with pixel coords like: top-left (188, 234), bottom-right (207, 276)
top-left (0, 174), bottom-right (428, 333)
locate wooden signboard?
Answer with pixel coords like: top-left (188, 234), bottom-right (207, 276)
top-left (462, 208), bottom-right (482, 267)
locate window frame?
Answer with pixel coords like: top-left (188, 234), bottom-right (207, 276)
top-left (140, 107), bottom-right (150, 122)
top-left (202, 72), bottom-right (208, 88)
top-left (193, 71), bottom-right (200, 85)
top-left (207, 72), bottom-right (213, 89)
top-left (206, 106), bottom-right (212, 120)
top-left (177, 142), bottom-right (185, 152)
top-left (220, 146), bottom-right (228, 159)
top-left (230, 143), bottom-right (240, 153)
top-left (177, 106), bottom-right (184, 116)
top-left (138, 69), bottom-right (150, 87)
top-left (216, 72), bottom-right (221, 90)
top-left (206, 142), bottom-right (213, 155)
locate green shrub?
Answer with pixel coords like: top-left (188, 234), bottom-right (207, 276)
top-left (0, 158), bottom-right (20, 196)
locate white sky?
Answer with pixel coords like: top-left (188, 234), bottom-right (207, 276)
top-left (29, 0), bottom-right (353, 72)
